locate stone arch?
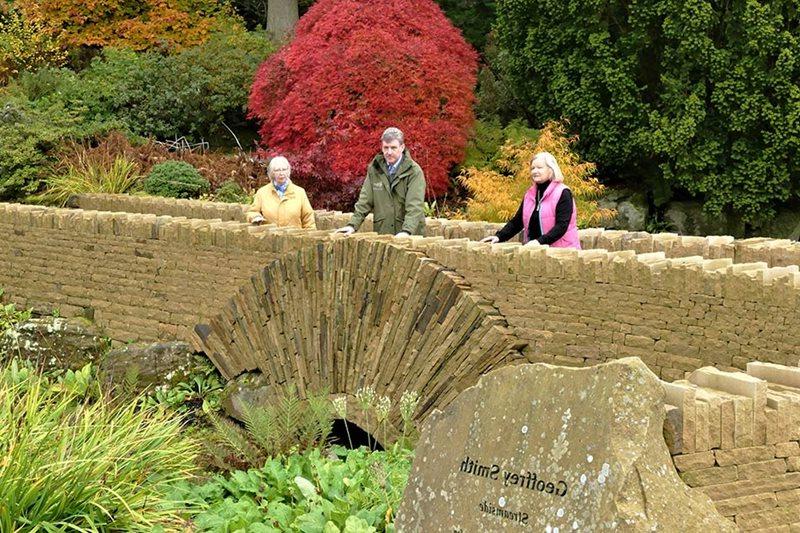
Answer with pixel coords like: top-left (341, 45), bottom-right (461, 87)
top-left (193, 237), bottom-right (525, 431)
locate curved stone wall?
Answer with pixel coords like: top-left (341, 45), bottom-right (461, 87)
top-left (419, 241), bottom-right (800, 380)
top-left (1, 201), bottom-right (798, 383)
top-left (193, 238), bottom-right (524, 425)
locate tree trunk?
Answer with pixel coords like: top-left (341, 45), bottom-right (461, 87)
top-left (267, 0), bottom-right (299, 38)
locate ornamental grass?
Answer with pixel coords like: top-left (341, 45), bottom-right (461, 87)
top-left (0, 362), bottom-right (199, 531)
top-left (30, 151), bottom-right (142, 207)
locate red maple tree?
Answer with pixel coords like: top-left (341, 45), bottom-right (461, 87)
top-left (248, 0), bottom-right (478, 208)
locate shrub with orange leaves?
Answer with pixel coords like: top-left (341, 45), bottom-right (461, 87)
top-left (13, 0), bottom-right (242, 53)
top-left (459, 120), bottom-right (615, 227)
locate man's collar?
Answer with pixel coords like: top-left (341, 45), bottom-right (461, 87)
top-left (386, 153), bottom-right (404, 173)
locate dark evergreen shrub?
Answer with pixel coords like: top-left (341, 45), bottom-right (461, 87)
top-left (495, 0), bottom-right (800, 223)
top-left (143, 161), bottom-right (209, 198)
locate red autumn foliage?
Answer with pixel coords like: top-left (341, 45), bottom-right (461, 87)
top-left (247, 0), bottom-right (478, 209)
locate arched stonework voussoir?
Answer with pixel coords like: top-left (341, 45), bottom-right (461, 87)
top-left (193, 236), bottom-right (527, 426)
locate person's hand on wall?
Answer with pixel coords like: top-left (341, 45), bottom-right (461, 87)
top-left (395, 231), bottom-right (410, 238)
top-left (480, 236), bottom-right (500, 244)
top-left (524, 239), bottom-right (540, 247)
top-left (251, 215), bottom-right (265, 225)
top-left (332, 225), bottom-right (355, 236)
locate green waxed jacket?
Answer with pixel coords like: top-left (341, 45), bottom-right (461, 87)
top-left (347, 150), bottom-right (426, 235)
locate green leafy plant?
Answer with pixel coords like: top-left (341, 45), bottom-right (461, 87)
top-left (0, 359), bottom-right (200, 531)
top-left (144, 160), bottom-right (210, 198)
top-left (206, 386), bottom-right (334, 471)
top-left (495, 0), bottom-right (800, 224)
top-left (213, 179), bottom-right (250, 203)
top-left (50, 362), bottom-right (98, 397)
top-left (9, 29), bottom-right (276, 142)
top-left (0, 288), bottom-right (31, 335)
top-left (170, 445), bottom-right (413, 532)
top-left (31, 152), bottom-right (141, 206)
top-left (141, 355), bottom-right (224, 416)
top-left (0, 95), bottom-right (110, 201)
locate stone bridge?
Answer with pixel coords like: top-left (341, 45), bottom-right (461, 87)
top-left (2, 194), bottom-right (800, 529)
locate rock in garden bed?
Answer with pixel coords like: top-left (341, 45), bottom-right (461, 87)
top-left (0, 316), bottom-right (109, 370)
top-left (99, 341), bottom-right (202, 392)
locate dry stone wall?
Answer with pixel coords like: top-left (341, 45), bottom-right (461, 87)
top-left (2, 201), bottom-right (799, 382)
top-left (74, 194), bottom-right (800, 266)
top-left (665, 363), bottom-right (800, 530)
top-left (0, 203), bottom-right (311, 342)
top-left (418, 240), bottom-right (800, 380)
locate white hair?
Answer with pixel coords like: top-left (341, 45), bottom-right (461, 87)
top-left (267, 156), bottom-right (291, 176)
top-left (532, 151), bottom-right (564, 183)
top-left (381, 127), bottom-right (404, 144)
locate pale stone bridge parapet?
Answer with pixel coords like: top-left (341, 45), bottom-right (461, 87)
top-left (73, 193), bottom-right (800, 267)
top-left (664, 363), bottom-right (800, 530)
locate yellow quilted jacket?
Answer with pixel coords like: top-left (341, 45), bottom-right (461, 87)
top-left (246, 182), bottom-right (316, 229)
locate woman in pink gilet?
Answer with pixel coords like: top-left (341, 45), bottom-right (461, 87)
top-left (480, 151), bottom-right (581, 249)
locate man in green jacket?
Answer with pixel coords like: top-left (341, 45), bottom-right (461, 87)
top-left (333, 127), bottom-right (426, 236)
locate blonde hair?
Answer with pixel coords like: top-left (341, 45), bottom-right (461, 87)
top-left (532, 151), bottom-right (564, 183)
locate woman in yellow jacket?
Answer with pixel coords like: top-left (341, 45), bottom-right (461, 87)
top-left (246, 156), bottom-right (316, 229)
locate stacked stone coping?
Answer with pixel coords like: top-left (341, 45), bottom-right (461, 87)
top-left (73, 193), bottom-right (800, 267)
top-left (1, 201), bottom-right (799, 378)
top-left (664, 362), bottom-right (800, 530)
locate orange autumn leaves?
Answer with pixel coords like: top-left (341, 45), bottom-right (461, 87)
top-left (459, 121), bottom-right (615, 227)
top-left (11, 0), bottom-right (240, 53)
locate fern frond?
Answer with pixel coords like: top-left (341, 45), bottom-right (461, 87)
top-left (122, 365), bottom-right (140, 397)
top-left (207, 411), bottom-right (261, 466)
top-left (240, 401), bottom-right (278, 456)
top-left (301, 389), bottom-right (333, 449)
top-left (277, 385), bottom-right (303, 450)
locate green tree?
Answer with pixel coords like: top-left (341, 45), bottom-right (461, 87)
top-left (435, 0), bottom-right (496, 52)
top-left (495, 0), bottom-right (800, 224)
top-left (0, 95), bottom-right (111, 200)
top-left (10, 28), bottom-right (276, 141)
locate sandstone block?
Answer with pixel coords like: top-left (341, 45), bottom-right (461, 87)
top-left (689, 366), bottom-right (767, 446)
top-left (397, 358), bottom-right (733, 531)
top-left (737, 459), bottom-right (788, 480)
top-left (700, 473), bottom-right (800, 502)
top-left (714, 492), bottom-right (777, 517)
top-left (716, 446), bottom-right (776, 466)
top-left (775, 442), bottom-right (800, 458)
top-left (663, 380), bottom-right (697, 454)
top-left (748, 362), bottom-right (800, 389)
top-left (681, 466), bottom-right (739, 487)
top-left (673, 451), bottom-right (716, 472)
top-left (777, 488), bottom-right (800, 506)
top-left (735, 504), bottom-right (800, 531)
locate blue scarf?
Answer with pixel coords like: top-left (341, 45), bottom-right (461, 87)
top-left (273, 180), bottom-right (289, 198)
